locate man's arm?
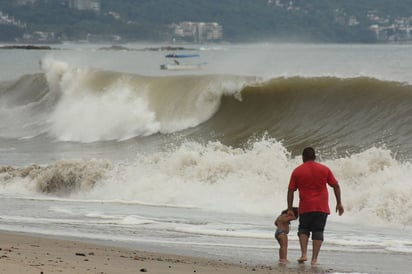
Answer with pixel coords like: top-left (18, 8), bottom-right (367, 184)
top-left (332, 184), bottom-right (344, 216)
top-left (287, 189), bottom-right (295, 216)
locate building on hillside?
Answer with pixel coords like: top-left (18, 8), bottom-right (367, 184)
top-left (0, 11), bottom-right (26, 28)
top-left (369, 15), bottom-right (412, 42)
top-left (369, 24), bottom-right (412, 42)
top-left (69, 0), bottom-right (100, 12)
top-left (172, 21), bottom-right (223, 43)
top-left (20, 31), bottom-right (59, 43)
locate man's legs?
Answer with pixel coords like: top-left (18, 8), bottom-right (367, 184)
top-left (298, 212), bottom-right (327, 264)
top-left (297, 232), bottom-right (308, 263)
top-left (311, 239), bottom-right (323, 265)
top-left (310, 217), bottom-right (327, 265)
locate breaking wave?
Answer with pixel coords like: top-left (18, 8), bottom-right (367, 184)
top-left (1, 141), bottom-right (412, 226)
top-left (1, 58), bottom-right (412, 157)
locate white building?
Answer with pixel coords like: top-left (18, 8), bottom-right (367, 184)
top-left (0, 11), bottom-right (25, 28)
top-left (173, 21), bottom-right (223, 43)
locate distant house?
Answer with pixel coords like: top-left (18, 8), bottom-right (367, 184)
top-left (172, 21), bottom-right (223, 43)
top-left (0, 11), bottom-right (25, 28)
top-left (69, 0), bottom-right (100, 12)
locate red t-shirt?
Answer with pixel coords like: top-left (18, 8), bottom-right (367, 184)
top-left (288, 161), bottom-right (338, 214)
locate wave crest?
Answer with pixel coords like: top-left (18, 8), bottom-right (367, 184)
top-left (2, 59), bottom-right (412, 157)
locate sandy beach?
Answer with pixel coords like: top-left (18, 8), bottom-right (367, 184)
top-left (0, 231), bottom-right (342, 274)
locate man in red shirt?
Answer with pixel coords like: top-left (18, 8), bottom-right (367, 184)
top-left (287, 147), bottom-right (344, 265)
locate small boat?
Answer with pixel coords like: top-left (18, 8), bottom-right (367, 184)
top-left (160, 53), bottom-right (205, 70)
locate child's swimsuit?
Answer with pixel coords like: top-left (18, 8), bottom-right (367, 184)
top-left (275, 228), bottom-right (287, 239)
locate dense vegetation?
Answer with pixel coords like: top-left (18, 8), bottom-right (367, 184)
top-left (1, 0), bottom-right (412, 43)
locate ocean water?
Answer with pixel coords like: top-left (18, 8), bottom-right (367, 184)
top-left (1, 43), bottom-right (412, 273)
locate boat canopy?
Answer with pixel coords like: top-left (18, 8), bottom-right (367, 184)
top-left (165, 53), bottom-right (200, 58)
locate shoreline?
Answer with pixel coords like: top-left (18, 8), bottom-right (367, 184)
top-left (0, 231), bottom-right (341, 274)
top-left (3, 230), bottom-right (412, 274)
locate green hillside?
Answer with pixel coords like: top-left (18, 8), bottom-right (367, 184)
top-left (0, 0), bottom-right (412, 43)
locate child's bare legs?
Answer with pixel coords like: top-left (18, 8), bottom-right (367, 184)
top-left (297, 233), bottom-right (308, 263)
top-left (276, 234), bottom-right (289, 264)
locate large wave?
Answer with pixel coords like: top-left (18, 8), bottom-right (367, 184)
top-left (40, 58), bottom-right (248, 142)
top-left (1, 58), bottom-right (412, 156)
top-left (203, 76), bottom-right (412, 157)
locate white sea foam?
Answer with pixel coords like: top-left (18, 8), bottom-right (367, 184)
top-left (42, 59), bottom-right (160, 142)
top-left (1, 136), bottom-right (411, 229)
top-left (84, 138), bottom-right (295, 215)
top-left (327, 148), bottom-right (412, 226)
top-left (72, 140), bottom-right (411, 229)
top-left (173, 224), bottom-right (272, 239)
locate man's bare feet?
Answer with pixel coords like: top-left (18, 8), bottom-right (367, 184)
top-left (297, 256), bottom-right (307, 263)
top-left (278, 259), bottom-right (290, 264)
top-left (311, 259), bottom-right (318, 265)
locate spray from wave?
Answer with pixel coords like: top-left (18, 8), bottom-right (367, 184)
top-left (1, 138), bottom-right (411, 226)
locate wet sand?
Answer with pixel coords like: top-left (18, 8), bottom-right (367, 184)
top-left (0, 231), bottom-right (341, 274)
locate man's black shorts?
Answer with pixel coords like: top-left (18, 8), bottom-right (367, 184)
top-left (298, 212), bottom-right (328, 240)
